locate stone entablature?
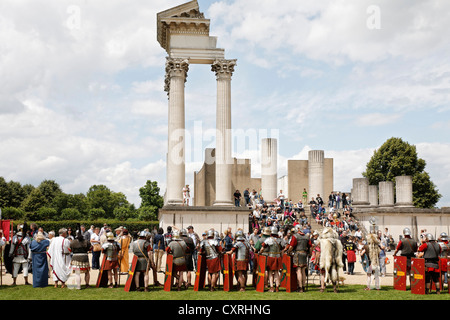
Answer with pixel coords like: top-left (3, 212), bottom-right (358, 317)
top-left (354, 207), bottom-right (450, 244)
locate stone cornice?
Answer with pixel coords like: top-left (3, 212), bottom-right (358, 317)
top-left (157, 0), bottom-right (210, 52)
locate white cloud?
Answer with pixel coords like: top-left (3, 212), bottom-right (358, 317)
top-left (355, 113), bottom-right (403, 127)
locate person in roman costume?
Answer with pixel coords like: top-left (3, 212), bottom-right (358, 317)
top-left (259, 226), bottom-right (284, 292)
top-left (70, 227), bottom-right (92, 289)
top-left (286, 225), bottom-right (312, 293)
top-left (132, 231), bottom-right (152, 292)
top-left (166, 229), bottom-right (188, 291)
top-left (227, 230), bottom-right (250, 292)
top-left (361, 233), bottom-right (381, 290)
top-left (47, 228), bottom-right (72, 288)
top-left (418, 233), bottom-right (442, 294)
top-left (9, 224), bottom-right (31, 286)
top-left (199, 229), bottom-right (222, 292)
top-left (101, 232), bottom-right (121, 288)
top-left (30, 231), bottom-right (50, 288)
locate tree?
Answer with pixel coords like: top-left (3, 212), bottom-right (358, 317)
top-left (362, 137), bottom-right (441, 208)
top-left (38, 180), bottom-right (63, 204)
top-left (139, 180), bottom-right (164, 209)
top-left (86, 185), bottom-right (131, 218)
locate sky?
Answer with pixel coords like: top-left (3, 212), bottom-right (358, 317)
top-left (0, 0), bottom-right (449, 208)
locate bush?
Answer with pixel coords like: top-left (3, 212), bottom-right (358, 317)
top-left (114, 206), bottom-right (137, 221)
top-left (137, 205), bottom-right (158, 221)
top-left (36, 207), bottom-right (57, 221)
top-left (88, 208), bottom-right (106, 220)
top-left (0, 207), bottom-right (26, 220)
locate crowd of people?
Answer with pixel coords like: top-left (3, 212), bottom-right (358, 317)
top-left (0, 216), bottom-right (448, 295)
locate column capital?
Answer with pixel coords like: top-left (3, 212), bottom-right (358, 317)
top-left (164, 57), bottom-right (189, 93)
top-left (211, 59), bottom-right (236, 80)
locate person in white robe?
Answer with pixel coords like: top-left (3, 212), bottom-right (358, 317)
top-left (47, 228), bottom-right (72, 288)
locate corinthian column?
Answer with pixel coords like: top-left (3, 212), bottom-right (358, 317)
top-left (165, 57), bottom-right (189, 205)
top-left (212, 59), bottom-right (236, 206)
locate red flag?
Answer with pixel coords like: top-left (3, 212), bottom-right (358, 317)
top-left (0, 220), bottom-right (11, 241)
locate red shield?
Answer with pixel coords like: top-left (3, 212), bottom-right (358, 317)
top-left (411, 258), bottom-right (425, 295)
top-left (280, 254), bottom-right (288, 288)
top-left (163, 254), bottom-right (174, 292)
top-left (223, 253), bottom-right (234, 291)
top-left (283, 254), bottom-right (298, 293)
top-left (393, 256), bottom-right (407, 291)
top-left (256, 255), bottom-right (267, 292)
top-left (96, 255), bottom-right (109, 288)
top-left (124, 255), bottom-right (146, 292)
top-left (194, 253), bottom-right (207, 291)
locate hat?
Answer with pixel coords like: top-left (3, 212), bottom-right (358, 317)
top-left (106, 232), bottom-right (115, 240)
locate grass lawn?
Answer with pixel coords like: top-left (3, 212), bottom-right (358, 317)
top-left (0, 283), bottom-right (448, 301)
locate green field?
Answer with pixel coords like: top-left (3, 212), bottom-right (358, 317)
top-left (0, 284), bottom-right (448, 301)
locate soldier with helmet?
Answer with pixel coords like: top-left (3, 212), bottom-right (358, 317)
top-left (9, 224), bottom-right (31, 286)
top-left (254, 227), bottom-right (271, 289)
top-left (131, 231), bottom-right (152, 291)
top-left (393, 227), bottom-right (418, 286)
top-left (259, 226), bottom-right (285, 292)
top-left (418, 233), bottom-right (441, 294)
top-left (199, 229), bottom-right (222, 291)
top-left (226, 230), bottom-right (250, 292)
top-left (438, 232), bottom-right (449, 288)
top-left (101, 232), bottom-right (121, 288)
top-left (285, 225), bottom-right (312, 292)
top-left (166, 229), bottom-right (188, 291)
top-left (181, 228), bottom-right (195, 289)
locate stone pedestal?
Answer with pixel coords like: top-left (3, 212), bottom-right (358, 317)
top-left (395, 175), bottom-right (414, 207)
top-left (165, 58), bottom-right (189, 205)
top-left (368, 185), bottom-right (379, 207)
top-left (379, 181), bottom-right (394, 207)
top-left (261, 138), bottom-right (278, 202)
top-left (308, 150), bottom-right (324, 201)
top-left (158, 205), bottom-right (251, 234)
top-left (212, 59), bottom-right (236, 206)
top-left (352, 178), bottom-right (370, 207)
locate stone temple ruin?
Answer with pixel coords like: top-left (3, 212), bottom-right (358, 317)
top-left (156, 1), bottom-right (450, 240)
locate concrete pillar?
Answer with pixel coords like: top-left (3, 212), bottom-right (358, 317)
top-left (308, 150), bottom-right (324, 203)
top-left (164, 57), bottom-right (189, 205)
top-left (212, 59), bottom-right (236, 206)
top-left (378, 181), bottom-right (394, 207)
top-left (395, 175), bottom-right (414, 207)
top-left (352, 178), bottom-right (370, 207)
top-left (261, 138), bottom-right (278, 203)
top-left (368, 185), bottom-right (379, 207)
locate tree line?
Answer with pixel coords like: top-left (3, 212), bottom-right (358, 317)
top-left (0, 178), bottom-right (164, 221)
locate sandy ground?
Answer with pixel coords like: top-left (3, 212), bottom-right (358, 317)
top-left (0, 251), bottom-right (398, 288)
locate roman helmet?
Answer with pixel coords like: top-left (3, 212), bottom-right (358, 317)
top-left (138, 231), bottom-right (147, 238)
top-left (106, 232), bottom-right (115, 241)
top-left (271, 226), bottom-right (278, 235)
top-left (207, 229), bottom-right (215, 238)
top-left (403, 228), bottom-right (411, 236)
top-left (440, 232), bottom-right (448, 241)
top-left (426, 233), bottom-right (435, 241)
top-left (172, 229), bottom-right (181, 240)
top-left (17, 224), bottom-right (24, 237)
top-left (236, 230), bottom-right (245, 241)
top-left (181, 228), bottom-right (188, 236)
